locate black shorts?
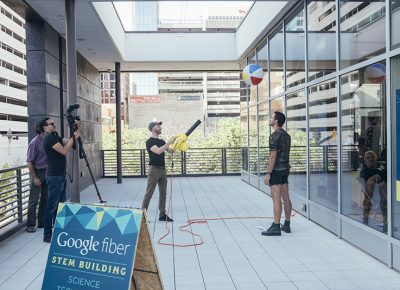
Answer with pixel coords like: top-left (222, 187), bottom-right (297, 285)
top-left (270, 169), bottom-right (290, 186)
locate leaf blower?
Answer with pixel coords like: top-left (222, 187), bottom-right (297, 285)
top-left (173, 119), bottom-right (202, 152)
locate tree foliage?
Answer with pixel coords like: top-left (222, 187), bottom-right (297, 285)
top-left (102, 118), bottom-right (241, 150)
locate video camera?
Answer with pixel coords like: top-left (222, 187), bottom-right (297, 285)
top-left (66, 103), bottom-right (80, 132)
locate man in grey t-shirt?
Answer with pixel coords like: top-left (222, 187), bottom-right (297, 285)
top-left (262, 111), bottom-right (292, 236)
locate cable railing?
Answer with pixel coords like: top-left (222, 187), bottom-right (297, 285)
top-left (0, 165), bottom-right (30, 241)
top-left (102, 145), bottom-right (343, 177)
top-left (101, 148), bottom-right (243, 177)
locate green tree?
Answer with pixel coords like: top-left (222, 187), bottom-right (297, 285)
top-left (102, 119), bottom-right (241, 150)
top-left (0, 164), bottom-right (18, 220)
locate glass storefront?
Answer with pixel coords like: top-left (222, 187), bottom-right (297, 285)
top-left (258, 102), bottom-right (269, 177)
top-left (309, 79), bottom-right (338, 210)
top-left (393, 0), bottom-right (400, 49)
top-left (240, 108), bottom-right (248, 172)
top-left (249, 106), bottom-right (258, 175)
top-left (341, 61), bottom-right (387, 233)
top-left (269, 26), bottom-right (284, 96)
top-left (257, 40), bottom-right (268, 103)
top-left (340, 1), bottom-right (386, 69)
top-left (307, 0), bottom-right (336, 81)
top-left (286, 90), bottom-right (307, 197)
top-left (240, 0), bottom-right (400, 266)
top-left (240, 60), bottom-right (248, 110)
top-left (248, 52), bottom-right (257, 106)
top-left (286, 5), bottom-right (305, 90)
top-left (393, 56), bottom-right (400, 240)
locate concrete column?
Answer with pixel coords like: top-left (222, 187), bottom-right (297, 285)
top-left (65, 0), bottom-right (80, 202)
top-left (115, 62), bottom-right (122, 183)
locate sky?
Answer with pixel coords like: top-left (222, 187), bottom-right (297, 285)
top-left (114, 1), bottom-right (253, 31)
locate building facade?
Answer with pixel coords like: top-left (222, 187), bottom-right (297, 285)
top-left (128, 71), bottom-right (240, 135)
top-left (0, 1), bottom-right (27, 167)
top-left (240, 0), bottom-right (400, 270)
top-left (101, 72), bottom-right (130, 133)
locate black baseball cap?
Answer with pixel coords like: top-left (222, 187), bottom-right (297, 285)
top-left (148, 121), bottom-right (162, 131)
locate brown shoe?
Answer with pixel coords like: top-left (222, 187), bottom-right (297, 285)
top-left (26, 227), bottom-right (36, 233)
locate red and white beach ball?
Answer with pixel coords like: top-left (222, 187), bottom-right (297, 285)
top-left (242, 64), bottom-right (264, 86)
top-left (365, 63), bottom-right (385, 84)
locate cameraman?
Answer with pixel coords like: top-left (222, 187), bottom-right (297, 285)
top-left (42, 117), bottom-right (79, 243)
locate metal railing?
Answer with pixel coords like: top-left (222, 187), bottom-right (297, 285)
top-left (0, 165), bottom-right (30, 241)
top-left (101, 148), bottom-right (242, 177)
top-left (102, 145), bottom-right (342, 178)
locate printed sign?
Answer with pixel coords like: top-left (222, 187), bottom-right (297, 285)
top-left (42, 203), bottom-right (143, 290)
top-left (129, 96), bottom-right (160, 103)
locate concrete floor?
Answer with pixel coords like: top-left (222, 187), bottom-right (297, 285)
top-left (1, 176), bottom-right (400, 290)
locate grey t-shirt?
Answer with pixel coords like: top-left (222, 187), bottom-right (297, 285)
top-left (269, 128), bottom-right (291, 170)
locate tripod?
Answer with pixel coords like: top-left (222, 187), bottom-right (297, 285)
top-left (71, 135), bottom-right (106, 203)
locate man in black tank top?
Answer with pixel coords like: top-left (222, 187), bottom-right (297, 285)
top-left (142, 121), bottom-right (177, 221)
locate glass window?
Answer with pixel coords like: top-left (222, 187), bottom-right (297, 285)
top-left (393, 0), bottom-right (400, 49)
top-left (340, 1), bottom-right (386, 69)
top-left (392, 56), bottom-right (400, 239)
top-left (240, 60), bottom-right (248, 110)
top-left (307, 0), bottom-right (336, 81)
top-left (270, 26), bottom-right (284, 96)
top-left (241, 108), bottom-right (249, 172)
top-left (248, 52), bottom-right (257, 106)
top-left (309, 79), bottom-right (338, 210)
top-left (258, 102), bottom-right (270, 176)
top-left (287, 90), bottom-right (307, 197)
top-left (286, 6), bottom-right (305, 89)
top-left (270, 96), bottom-right (285, 115)
top-left (341, 61), bottom-right (387, 233)
top-left (257, 40), bottom-right (268, 103)
top-left (249, 106), bottom-right (258, 175)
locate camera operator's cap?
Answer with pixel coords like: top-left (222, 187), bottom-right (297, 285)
top-left (148, 121), bottom-right (162, 131)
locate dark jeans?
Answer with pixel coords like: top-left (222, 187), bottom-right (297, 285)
top-left (26, 169), bottom-right (47, 227)
top-left (44, 175), bottom-right (66, 239)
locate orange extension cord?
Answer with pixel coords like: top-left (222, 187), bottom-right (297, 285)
top-left (157, 156), bottom-right (297, 248)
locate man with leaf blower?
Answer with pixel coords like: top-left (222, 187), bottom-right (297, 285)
top-left (142, 121), bottom-right (177, 222)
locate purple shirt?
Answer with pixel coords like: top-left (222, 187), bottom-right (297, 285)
top-left (26, 134), bottom-right (47, 170)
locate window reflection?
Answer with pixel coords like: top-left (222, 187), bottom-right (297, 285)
top-left (392, 56), bottom-right (400, 239)
top-left (248, 53), bottom-right (257, 106)
top-left (393, 0), bottom-right (400, 49)
top-left (241, 108), bottom-right (248, 171)
top-left (257, 40), bottom-right (268, 103)
top-left (249, 106), bottom-right (258, 175)
top-left (286, 6), bottom-right (305, 89)
top-left (286, 90), bottom-right (307, 197)
top-left (340, 1), bottom-right (386, 68)
top-left (340, 61), bottom-right (387, 233)
top-left (307, 1), bottom-right (336, 81)
top-left (270, 26), bottom-right (284, 96)
top-left (309, 79), bottom-right (338, 210)
top-left (240, 60), bottom-right (248, 110)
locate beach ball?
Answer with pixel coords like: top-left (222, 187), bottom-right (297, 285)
top-left (365, 63), bottom-right (385, 84)
top-left (242, 64), bottom-right (263, 86)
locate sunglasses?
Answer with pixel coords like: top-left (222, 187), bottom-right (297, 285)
top-left (46, 122), bottom-right (55, 126)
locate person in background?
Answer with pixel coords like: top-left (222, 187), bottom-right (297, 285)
top-left (26, 119), bottom-right (48, 233)
top-left (360, 150), bottom-right (387, 231)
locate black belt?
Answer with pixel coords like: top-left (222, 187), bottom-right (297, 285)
top-left (35, 168), bottom-right (46, 172)
top-left (149, 165), bottom-right (165, 169)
